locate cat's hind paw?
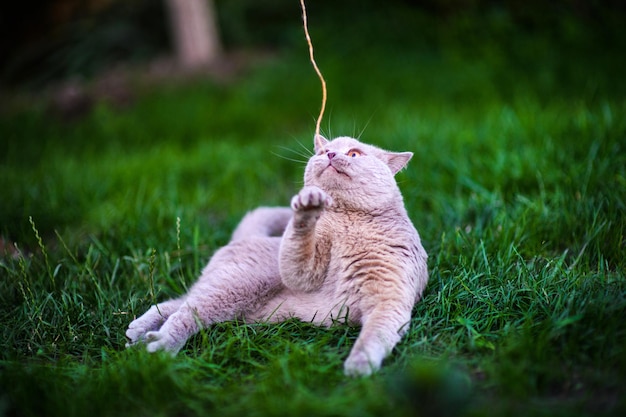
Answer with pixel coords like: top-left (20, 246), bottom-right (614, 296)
top-left (125, 306), bottom-right (168, 347)
top-left (125, 327), bottom-right (145, 348)
top-left (125, 322), bottom-right (155, 347)
top-left (144, 330), bottom-right (185, 355)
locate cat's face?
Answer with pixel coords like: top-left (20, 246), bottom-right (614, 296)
top-left (303, 135), bottom-right (412, 208)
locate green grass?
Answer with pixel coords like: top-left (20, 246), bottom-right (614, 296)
top-left (1, 3), bottom-right (626, 416)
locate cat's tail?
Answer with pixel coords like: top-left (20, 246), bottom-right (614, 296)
top-left (230, 207), bottom-right (293, 241)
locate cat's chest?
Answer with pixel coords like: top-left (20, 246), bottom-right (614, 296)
top-left (321, 216), bottom-right (406, 279)
top-left (316, 214), bottom-right (418, 321)
top-left (320, 212), bottom-right (401, 251)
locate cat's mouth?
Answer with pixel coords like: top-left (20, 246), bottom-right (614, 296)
top-left (324, 163), bottom-right (350, 178)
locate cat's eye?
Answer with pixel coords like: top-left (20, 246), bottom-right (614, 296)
top-left (347, 149), bottom-right (362, 158)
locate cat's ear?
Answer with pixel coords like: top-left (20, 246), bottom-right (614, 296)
top-left (382, 151), bottom-right (413, 175)
top-left (314, 134), bottom-right (329, 154)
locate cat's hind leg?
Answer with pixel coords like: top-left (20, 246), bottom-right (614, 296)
top-left (142, 302), bottom-right (199, 354)
top-left (141, 237), bottom-right (282, 354)
top-left (126, 297), bottom-right (186, 347)
top-left (230, 207), bottom-right (292, 241)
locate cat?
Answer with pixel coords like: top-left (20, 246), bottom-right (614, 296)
top-left (126, 134), bottom-right (429, 376)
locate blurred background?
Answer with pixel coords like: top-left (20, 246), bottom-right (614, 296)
top-left (2, 0), bottom-right (625, 107)
top-left (1, 0), bottom-right (625, 249)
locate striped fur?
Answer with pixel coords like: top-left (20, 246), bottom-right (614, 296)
top-left (126, 135), bottom-right (428, 376)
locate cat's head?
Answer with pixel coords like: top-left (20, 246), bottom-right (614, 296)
top-left (304, 135), bottom-right (412, 209)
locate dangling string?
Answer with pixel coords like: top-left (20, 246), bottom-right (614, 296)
top-left (300, 0), bottom-right (327, 149)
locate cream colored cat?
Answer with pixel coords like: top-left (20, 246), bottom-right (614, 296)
top-left (126, 135), bottom-right (428, 376)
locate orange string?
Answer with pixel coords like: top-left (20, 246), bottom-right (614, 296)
top-left (300, 0), bottom-right (327, 148)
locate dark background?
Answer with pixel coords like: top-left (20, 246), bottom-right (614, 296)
top-left (2, 0), bottom-right (625, 90)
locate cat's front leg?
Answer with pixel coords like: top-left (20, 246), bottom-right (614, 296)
top-left (279, 186), bottom-right (332, 292)
top-left (343, 306), bottom-right (412, 377)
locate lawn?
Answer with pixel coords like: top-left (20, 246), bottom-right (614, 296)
top-left (1, 1), bottom-right (625, 416)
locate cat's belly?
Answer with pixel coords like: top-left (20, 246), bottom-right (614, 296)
top-left (246, 288), bottom-right (361, 326)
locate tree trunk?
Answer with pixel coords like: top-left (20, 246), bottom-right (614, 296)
top-left (165, 0), bottom-right (221, 70)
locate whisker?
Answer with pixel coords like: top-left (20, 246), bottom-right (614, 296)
top-left (357, 110), bottom-right (378, 139)
top-left (324, 108), bottom-right (334, 139)
top-left (294, 140), bottom-right (314, 157)
top-left (272, 144), bottom-right (312, 164)
top-left (276, 144), bottom-right (312, 160)
top-left (271, 151), bottom-right (309, 164)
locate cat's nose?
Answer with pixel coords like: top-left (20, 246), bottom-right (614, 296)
top-left (327, 152), bottom-right (336, 160)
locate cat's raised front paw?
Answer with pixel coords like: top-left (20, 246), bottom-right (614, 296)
top-left (291, 186), bottom-right (333, 212)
